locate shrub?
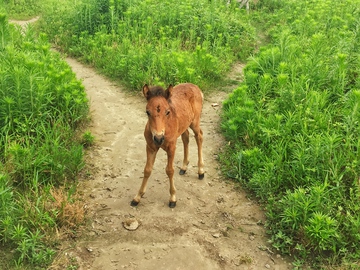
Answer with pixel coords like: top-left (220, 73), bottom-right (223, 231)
top-left (221, 0), bottom-right (360, 267)
top-left (0, 14), bottom-right (88, 268)
top-left (39, 0), bottom-right (256, 90)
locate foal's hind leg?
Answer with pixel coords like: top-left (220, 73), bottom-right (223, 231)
top-left (179, 129), bottom-right (190, 175)
top-left (131, 145), bottom-right (158, 206)
top-left (190, 123), bottom-right (205, 179)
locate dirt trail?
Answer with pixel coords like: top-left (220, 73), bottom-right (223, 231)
top-left (9, 17), bottom-right (292, 270)
top-left (50, 58), bottom-right (292, 270)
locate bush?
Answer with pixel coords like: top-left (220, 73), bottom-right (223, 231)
top-left (1, 0), bottom-right (41, 19)
top-left (39, 0), bottom-right (256, 90)
top-left (0, 14), bottom-right (88, 268)
top-left (221, 0), bottom-right (360, 267)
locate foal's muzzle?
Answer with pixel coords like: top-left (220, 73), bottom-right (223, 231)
top-left (153, 134), bottom-right (165, 146)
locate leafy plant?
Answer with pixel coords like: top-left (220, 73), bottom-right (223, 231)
top-left (0, 13), bottom-right (89, 268)
top-left (221, 0), bottom-right (360, 267)
top-left (81, 130), bottom-right (95, 148)
top-left (2, 0), bottom-right (42, 19)
top-left (39, 0), bottom-right (256, 90)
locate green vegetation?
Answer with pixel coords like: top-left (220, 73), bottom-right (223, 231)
top-left (2, 0), bottom-right (360, 268)
top-left (0, 12), bottom-right (88, 269)
top-left (1, 0), bottom-right (42, 19)
top-left (38, 0), bottom-right (256, 90)
top-left (221, 0), bottom-right (360, 267)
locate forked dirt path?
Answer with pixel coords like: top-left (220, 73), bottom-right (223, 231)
top-left (51, 58), bottom-right (292, 270)
top-left (10, 16), bottom-right (291, 270)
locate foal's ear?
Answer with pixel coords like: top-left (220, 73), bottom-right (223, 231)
top-left (143, 84), bottom-right (151, 100)
top-left (165, 84), bottom-right (173, 99)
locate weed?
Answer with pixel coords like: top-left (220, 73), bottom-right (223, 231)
top-left (81, 131), bottom-right (95, 148)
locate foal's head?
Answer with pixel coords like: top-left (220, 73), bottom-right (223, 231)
top-left (143, 84), bottom-right (173, 146)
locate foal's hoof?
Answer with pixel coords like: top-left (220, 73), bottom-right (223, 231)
top-left (169, 201), bottom-right (177, 208)
top-left (179, 169), bottom-right (186, 175)
top-left (130, 200), bottom-right (139, 206)
top-left (198, 173), bottom-right (205, 180)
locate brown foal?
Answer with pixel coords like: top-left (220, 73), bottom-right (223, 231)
top-left (131, 83), bottom-right (205, 208)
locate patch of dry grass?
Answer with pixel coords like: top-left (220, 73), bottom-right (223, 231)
top-left (49, 187), bottom-right (85, 229)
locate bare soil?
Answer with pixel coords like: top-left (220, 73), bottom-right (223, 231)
top-left (10, 18), bottom-right (293, 270)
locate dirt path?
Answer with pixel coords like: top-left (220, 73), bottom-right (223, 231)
top-left (48, 58), bottom-right (292, 270)
top-left (9, 17), bottom-right (292, 270)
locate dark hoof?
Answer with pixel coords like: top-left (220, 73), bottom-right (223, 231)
top-left (179, 169), bottom-right (186, 175)
top-left (169, 201), bottom-right (177, 208)
top-left (198, 173), bottom-right (205, 180)
top-left (130, 200), bottom-right (139, 206)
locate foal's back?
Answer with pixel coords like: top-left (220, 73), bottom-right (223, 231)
top-left (169, 83), bottom-right (203, 130)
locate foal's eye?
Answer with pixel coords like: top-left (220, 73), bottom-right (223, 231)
top-left (146, 111), bottom-right (150, 116)
top-left (166, 110), bottom-right (170, 116)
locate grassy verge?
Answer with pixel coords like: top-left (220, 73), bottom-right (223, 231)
top-left (38, 0), bottom-right (256, 91)
top-left (1, 0), bottom-right (42, 19)
top-left (221, 0), bottom-right (360, 268)
top-left (0, 12), bottom-right (89, 269)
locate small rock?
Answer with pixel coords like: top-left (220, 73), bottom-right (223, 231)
top-left (123, 219), bottom-right (140, 231)
top-left (143, 249), bottom-right (152, 254)
top-left (212, 233), bottom-right (221, 238)
top-left (265, 264), bottom-right (271, 269)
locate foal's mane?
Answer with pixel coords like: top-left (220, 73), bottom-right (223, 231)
top-left (145, 85), bottom-right (171, 100)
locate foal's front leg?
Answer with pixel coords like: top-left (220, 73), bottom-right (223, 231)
top-left (131, 144), bottom-right (158, 206)
top-left (166, 143), bottom-right (177, 208)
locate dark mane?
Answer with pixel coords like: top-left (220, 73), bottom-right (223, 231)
top-left (146, 86), bottom-right (168, 100)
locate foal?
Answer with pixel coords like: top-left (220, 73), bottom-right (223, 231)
top-left (131, 83), bottom-right (205, 208)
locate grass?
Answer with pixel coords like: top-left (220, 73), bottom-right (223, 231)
top-left (38, 0), bottom-right (256, 91)
top-left (1, 0), bottom-right (42, 19)
top-left (2, 0), bottom-right (360, 268)
top-left (0, 12), bottom-right (89, 269)
top-left (221, 0), bottom-right (360, 267)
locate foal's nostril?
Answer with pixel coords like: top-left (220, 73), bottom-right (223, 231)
top-left (153, 135), bottom-right (164, 145)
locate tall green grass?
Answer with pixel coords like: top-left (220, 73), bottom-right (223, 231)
top-left (1, 0), bottom-right (42, 19)
top-left (39, 0), bottom-right (256, 90)
top-left (221, 0), bottom-right (360, 267)
top-left (0, 14), bottom-right (89, 268)
top-left (6, 0), bottom-right (360, 268)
